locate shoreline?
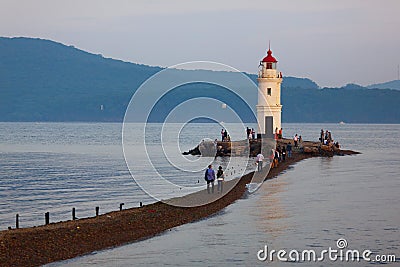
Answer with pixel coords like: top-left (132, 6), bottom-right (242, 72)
top-left (0, 141), bottom-right (359, 267)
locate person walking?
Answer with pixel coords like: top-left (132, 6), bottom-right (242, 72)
top-left (217, 166), bottom-right (224, 193)
top-left (246, 127), bottom-right (250, 139)
top-left (320, 129), bottom-right (324, 143)
top-left (294, 134), bottom-right (298, 147)
top-left (282, 146), bottom-right (286, 161)
top-left (274, 149), bottom-right (279, 168)
top-left (251, 128), bottom-right (255, 140)
top-left (269, 149), bottom-right (275, 168)
top-left (256, 153), bottom-right (264, 172)
top-left (204, 165), bottom-right (215, 193)
top-left (221, 129), bottom-right (225, 142)
top-left (276, 145), bottom-right (282, 162)
top-left (286, 142), bottom-right (292, 158)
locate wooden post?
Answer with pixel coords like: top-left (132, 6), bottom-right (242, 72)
top-left (95, 206), bottom-right (99, 216)
top-left (45, 212), bottom-right (50, 225)
top-left (140, 202), bottom-right (143, 207)
top-left (16, 214), bottom-right (19, 229)
top-left (72, 208), bottom-right (76, 220)
top-left (119, 203), bottom-right (124, 211)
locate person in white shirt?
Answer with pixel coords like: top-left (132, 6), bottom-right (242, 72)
top-left (256, 153), bottom-right (264, 172)
top-left (294, 134), bottom-right (299, 147)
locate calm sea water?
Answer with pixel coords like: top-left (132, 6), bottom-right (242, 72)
top-left (0, 122), bottom-right (255, 228)
top-left (1, 123), bottom-right (399, 266)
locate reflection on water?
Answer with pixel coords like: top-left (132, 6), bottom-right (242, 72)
top-left (253, 179), bottom-right (289, 239)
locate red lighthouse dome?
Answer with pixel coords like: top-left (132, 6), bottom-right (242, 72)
top-left (262, 49), bottom-right (277, 63)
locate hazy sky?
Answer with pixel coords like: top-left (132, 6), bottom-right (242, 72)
top-left (1, 0), bottom-right (400, 87)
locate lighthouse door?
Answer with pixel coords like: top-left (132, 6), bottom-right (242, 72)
top-left (265, 116), bottom-right (274, 138)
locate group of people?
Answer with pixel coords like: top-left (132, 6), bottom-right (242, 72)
top-left (206, 129), bottom-right (343, 193)
top-left (220, 129), bottom-right (231, 142)
top-left (205, 128), bottom-right (344, 193)
top-left (246, 127), bottom-right (256, 140)
top-left (274, 127), bottom-right (283, 140)
top-left (293, 133), bottom-right (302, 147)
top-left (320, 129), bottom-right (340, 148)
top-left (204, 165), bottom-right (225, 193)
top-left (221, 127), bottom-right (258, 142)
top-left (269, 142), bottom-right (293, 168)
top-left (254, 141), bottom-right (294, 171)
top-left (320, 129), bottom-right (332, 144)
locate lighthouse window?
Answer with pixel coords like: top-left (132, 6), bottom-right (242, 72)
top-left (266, 62), bottom-right (272, 69)
top-left (267, 88), bottom-right (272, 96)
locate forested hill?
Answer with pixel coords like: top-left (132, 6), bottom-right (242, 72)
top-left (1, 37), bottom-right (399, 123)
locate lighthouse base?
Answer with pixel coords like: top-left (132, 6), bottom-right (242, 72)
top-left (256, 105), bottom-right (282, 137)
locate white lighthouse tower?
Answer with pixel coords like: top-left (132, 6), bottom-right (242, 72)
top-left (256, 46), bottom-right (282, 138)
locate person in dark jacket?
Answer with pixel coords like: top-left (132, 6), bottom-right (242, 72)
top-left (205, 165), bottom-right (215, 193)
top-left (216, 166), bottom-right (224, 193)
top-left (286, 142), bottom-right (292, 158)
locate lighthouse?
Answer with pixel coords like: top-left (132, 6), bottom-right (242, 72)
top-left (256, 47), bottom-right (282, 138)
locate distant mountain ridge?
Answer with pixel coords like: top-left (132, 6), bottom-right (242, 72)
top-left (1, 37), bottom-right (399, 123)
top-left (367, 80), bottom-right (400, 90)
top-left (0, 37), bottom-right (161, 121)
